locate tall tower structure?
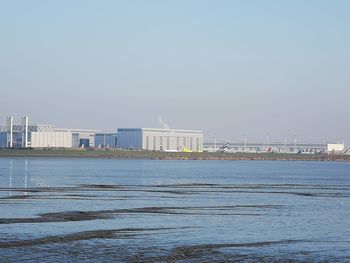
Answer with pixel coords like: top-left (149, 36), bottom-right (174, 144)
top-left (7, 116), bottom-right (13, 148)
top-left (22, 116), bottom-right (29, 148)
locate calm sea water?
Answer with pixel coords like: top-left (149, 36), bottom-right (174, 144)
top-left (0, 158), bottom-right (349, 262)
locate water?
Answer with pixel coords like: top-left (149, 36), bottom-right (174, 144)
top-left (0, 158), bottom-right (349, 262)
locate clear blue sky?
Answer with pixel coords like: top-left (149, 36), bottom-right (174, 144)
top-left (1, 0), bottom-right (349, 143)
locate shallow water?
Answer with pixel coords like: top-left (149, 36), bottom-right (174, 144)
top-left (0, 158), bottom-right (349, 262)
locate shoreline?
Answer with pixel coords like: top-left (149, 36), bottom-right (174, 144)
top-left (0, 149), bottom-right (349, 162)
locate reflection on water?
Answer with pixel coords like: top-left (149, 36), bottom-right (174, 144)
top-left (0, 158), bottom-right (350, 262)
top-left (24, 159), bottom-right (27, 196)
top-left (6, 159), bottom-right (28, 197)
top-left (9, 159), bottom-right (12, 197)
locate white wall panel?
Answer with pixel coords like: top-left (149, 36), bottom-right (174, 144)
top-left (31, 132), bottom-right (72, 148)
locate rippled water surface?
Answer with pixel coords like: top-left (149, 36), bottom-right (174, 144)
top-left (0, 158), bottom-right (349, 262)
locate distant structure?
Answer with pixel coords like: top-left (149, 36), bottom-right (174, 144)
top-left (204, 141), bottom-right (347, 155)
top-left (0, 116), bottom-right (203, 151)
top-left (95, 133), bottom-right (118, 148)
top-left (327, 143), bottom-right (345, 154)
top-left (117, 128), bottom-right (203, 152)
top-left (1, 115), bottom-right (346, 154)
top-left (0, 116), bottom-right (100, 148)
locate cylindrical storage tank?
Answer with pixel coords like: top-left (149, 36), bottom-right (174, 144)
top-left (79, 139), bottom-right (89, 147)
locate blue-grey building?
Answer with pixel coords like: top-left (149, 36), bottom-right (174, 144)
top-left (0, 132), bottom-right (8, 148)
top-left (95, 133), bottom-right (118, 148)
top-left (117, 128), bottom-right (203, 152)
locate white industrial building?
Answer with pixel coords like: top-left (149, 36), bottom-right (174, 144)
top-left (117, 128), bottom-right (203, 152)
top-left (0, 116), bottom-right (100, 148)
top-left (327, 143), bottom-right (345, 153)
top-left (30, 131), bottom-right (73, 148)
top-left (204, 141), bottom-right (347, 154)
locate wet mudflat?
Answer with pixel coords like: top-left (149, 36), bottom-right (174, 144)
top-left (0, 158), bottom-right (349, 262)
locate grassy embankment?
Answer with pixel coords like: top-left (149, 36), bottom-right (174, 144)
top-left (0, 148), bottom-right (349, 161)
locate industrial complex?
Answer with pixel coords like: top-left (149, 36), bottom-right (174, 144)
top-left (204, 142), bottom-right (347, 154)
top-left (0, 116), bottom-right (99, 148)
top-left (0, 116), bottom-right (203, 152)
top-left (117, 128), bottom-right (203, 152)
top-left (0, 115), bottom-right (347, 154)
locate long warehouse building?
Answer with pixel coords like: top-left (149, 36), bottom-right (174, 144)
top-left (117, 128), bottom-right (203, 152)
top-left (0, 116), bottom-right (100, 148)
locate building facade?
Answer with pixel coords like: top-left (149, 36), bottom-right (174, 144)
top-left (30, 131), bottom-right (72, 148)
top-left (66, 129), bottom-right (100, 148)
top-left (117, 128), bottom-right (203, 152)
top-left (0, 116), bottom-right (99, 148)
top-left (95, 133), bottom-right (118, 148)
top-left (204, 141), bottom-right (347, 154)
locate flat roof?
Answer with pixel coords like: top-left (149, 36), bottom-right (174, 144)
top-left (118, 128), bottom-right (203, 134)
top-left (95, 133), bottom-right (118, 135)
top-left (55, 128), bottom-right (101, 133)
